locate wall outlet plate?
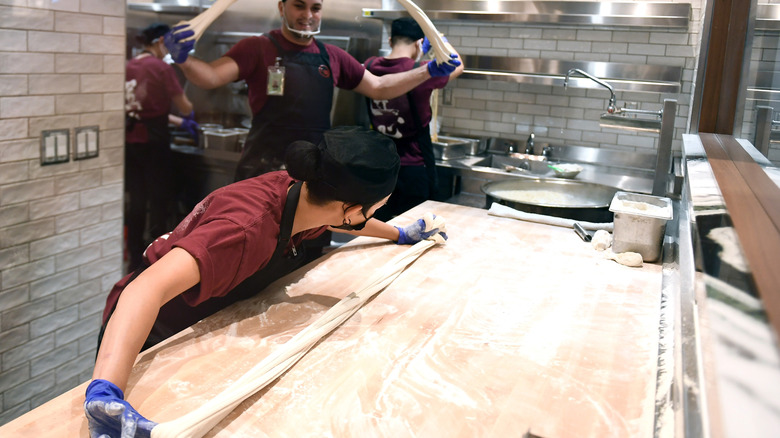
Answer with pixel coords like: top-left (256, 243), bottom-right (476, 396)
top-left (74, 126), bottom-right (100, 160)
top-left (40, 129), bottom-right (70, 165)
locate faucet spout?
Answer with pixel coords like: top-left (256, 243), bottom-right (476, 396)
top-left (525, 132), bottom-right (535, 154)
top-left (564, 68), bottom-right (617, 114)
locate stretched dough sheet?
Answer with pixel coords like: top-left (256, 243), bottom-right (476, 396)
top-left (151, 215), bottom-right (444, 438)
top-left (0, 202), bottom-right (662, 437)
top-left (175, 0), bottom-right (238, 42)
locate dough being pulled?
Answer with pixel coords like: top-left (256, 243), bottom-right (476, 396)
top-left (174, 0), bottom-right (238, 42)
top-left (151, 214), bottom-right (447, 438)
top-left (396, 0), bottom-right (454, 66)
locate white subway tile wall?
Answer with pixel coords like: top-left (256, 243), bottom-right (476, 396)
top-left (0, 1), bottom-right (125, 425)
top-left (432, 0), bottom-right (705, 161)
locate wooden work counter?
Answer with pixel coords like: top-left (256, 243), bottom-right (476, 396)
top-left (1, 201), bottom-right (663, 437)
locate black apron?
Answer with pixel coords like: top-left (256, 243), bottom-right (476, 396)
top-left (125, 115), bottom-right (175, 271)
top-left (234, 35), bottom-right (334, 182)
top-left (99, 182), bottom-right (309, 352)
top-left (365, 60), bottom-right (438, 208)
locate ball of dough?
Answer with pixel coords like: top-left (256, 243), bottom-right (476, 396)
top-left (591, 229), bottom-right (612, 251)
top-left (611, 251), bottom-right (643, 267)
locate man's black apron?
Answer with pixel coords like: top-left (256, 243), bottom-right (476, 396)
top-left (99, 182), bottom-right (309, 352)
top-left (234, 35), bottom-right (334, 182)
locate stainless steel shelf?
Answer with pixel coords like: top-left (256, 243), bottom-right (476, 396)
top-left (460, 57), bottom-right (683, 94)
top-left (364, 1), bottom-right (691, 29)
top-left (127, 1), bottom-right (208, 14)
top-left (757, 4), bottom-right (780, 31)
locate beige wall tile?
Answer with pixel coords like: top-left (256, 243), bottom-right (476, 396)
top-left (99, 128), bottom-right (123, 148)
top-left (80, 0), bottom-right (125, 17)
top-left (27, 0), bottom-right (79, 12)
top-left (0, 95), bottom-right (54, 118)
top-left (0, 5), bottom-right (54, 30)
top-left (55, 54), bottom-right (102, 73)
top-left (29, 74), bottom-right (80, 95)
top-left (28, 31), bottom-right (80, 53)
top-left (0, 138), bottom-right (38, 162)
top-left (102, 17), bottom-right (125, 36)
top-left (54, 11), bottom-right (102, 34)
top-left (103, 55), bottom-right (125, 74)
top-left (0, 75), bottom-right (29, 97)
top-left (0, 119), bottom-right (28, 141)
top-left (102, 92), bottom-right (123, 111)
top-left (28, 114), bottom-right (79, 134)
top-left (0, 29), bottom-right (27, 51)
top-left (79, 110), bottom-right (123, 130)
top-left (80, 74), bottom-right (123, 93)
top-left (79, 34), bottom-right (125, 56)
top-left (55, 94), bottom-right (103, 114)
top-left (0, 53), bottom-right (54, 74)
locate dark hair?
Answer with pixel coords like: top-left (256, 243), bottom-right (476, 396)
top-left (391, 17), bottom-right (424, 42)
top-left (285, 142), bottom-right (376, 215)
top-left (285, 127), bottom-right (400, 212)
top-left (284, 141), bottom-right (336, 205)
top-left (136, 23), bottom-right (170, 46)
top-left (390, 35), bottom-right (418, 47)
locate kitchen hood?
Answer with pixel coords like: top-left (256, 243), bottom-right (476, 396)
top-left (364, 1), bottom-right (691, 29)
top-left (127, 0), bottom-right (211, 14)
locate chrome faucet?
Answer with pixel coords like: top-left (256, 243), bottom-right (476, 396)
top-left (564, 68), bottom-right (617, 114)
top-left (525, 133), bottom-right (535, 154)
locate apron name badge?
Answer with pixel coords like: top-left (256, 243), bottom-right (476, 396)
top-left (267, 57), bottom-right (285, 96)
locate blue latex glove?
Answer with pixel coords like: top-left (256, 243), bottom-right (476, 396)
top-left (180, 112), bottom-right (199, 143)
top-left (421, 35), bottom-right (447, 54)
top-left (163, 25), bottom-right (195, 64)
top-left (395, 216), bottom-right (447, 245)
top-left (84, 379), bottom-right (157, 438)
top-left (427, 54), bottom-right (461, 78)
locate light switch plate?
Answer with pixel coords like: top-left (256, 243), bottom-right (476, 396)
top-left (74, 126), bottom-right (100, 160)
top-left (40, 129), bottom-right (70, 165)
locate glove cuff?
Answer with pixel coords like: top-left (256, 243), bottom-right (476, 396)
top-left (395, 226), bottom-right (408, 245)
top-left (86, 379), bottom-right (124, 401)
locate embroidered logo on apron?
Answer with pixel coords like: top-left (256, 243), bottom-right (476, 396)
top-left (318, 65), bottom-right (331, 78)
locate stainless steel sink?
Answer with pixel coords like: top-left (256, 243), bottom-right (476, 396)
top-left (473, 153), bottom-right (554, 176)
top-left (435, 141), bottom-right (658, 208)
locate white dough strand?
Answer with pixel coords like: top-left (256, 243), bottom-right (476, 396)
top-left (396, 0), bottom-right (454, 66)
top-left (173, 0), bottom-right (238, 43)
top-left (151, 214), bottom-right (446, 438)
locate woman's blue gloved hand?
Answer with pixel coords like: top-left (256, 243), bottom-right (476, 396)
top-left (180, 112), bottom-right (199, 142)
top-left (427, 54), bottom-right (460, 77)
top-left (395, 215), bottom-right (448, 245)
top-left (163, 25), bottom-right (195, 64)
top-left (85, 379), bottom-right (157, 438)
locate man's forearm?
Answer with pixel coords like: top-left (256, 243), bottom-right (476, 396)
top-left (177, 56), bottom-right (236, 90)
top-left (357, 65), bottom-right (431, 101)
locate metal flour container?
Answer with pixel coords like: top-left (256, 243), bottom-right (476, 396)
top-left (609, 191), bottom-right (673, 262)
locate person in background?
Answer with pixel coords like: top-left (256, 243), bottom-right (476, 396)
top-left (125, 23), bottom-right (198, 272)
top-left (365, 17), bottom-right (464, 221)
top-left (162, 0), bottom-right (458, 264)
top-left (162, 0), bottom-right (461, 182)
top-left (84, 126), bottom-right (446, 437)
